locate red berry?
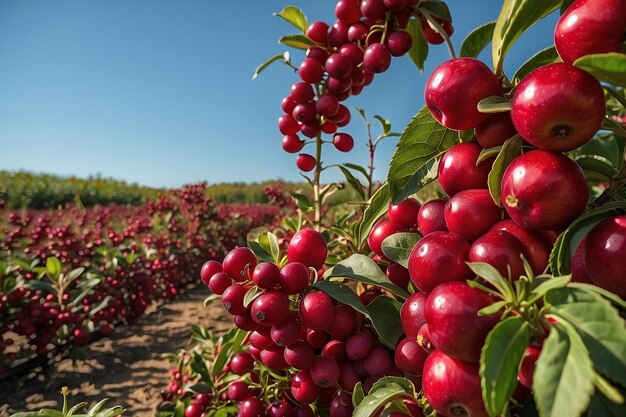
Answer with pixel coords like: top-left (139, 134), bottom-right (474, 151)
top-left (252, 262), bottom-right (280, 289)
top-left (299, 291), bottom-right (334, 331)
top-left (279, 262), bottom-right (311, 294)
top-left (310, 355), bottom-right (340, 387)
top-left (296, 154), bottom-right (317, 172)
top-left (287, 228), bottom-right (328, 269)
top-left (282, 134), bottom-right (305, 153)
top-left (223, 247), bottom-right (257, 282)
top-left (417, 199), bottom-right (447, 236)
top-left (388, 198), bottom-right (421, 227)
top-left (251, 290), bottom-right (290, 325)
top-left (363, 43), bottom-right (391, 73)
top-left (469, 230), bottom-right (529, 281)
top-left (306, 21), bottom-right (329, 43)
top-left (584, 215), bottom-right (626, 298)
top-left (445, 189), bottom-right (503, 242)
top-left (208, 272), bottom-right (232, 295)
top-left (438, 143), bottom-right (494, 197)
top-left (200, 260), bottom-right (222, 287)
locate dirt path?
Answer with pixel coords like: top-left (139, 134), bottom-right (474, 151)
top-left (0, 284), bottom-right (231, 416)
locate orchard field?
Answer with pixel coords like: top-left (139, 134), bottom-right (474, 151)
top-left (2, 1), bottom-right (626, 417)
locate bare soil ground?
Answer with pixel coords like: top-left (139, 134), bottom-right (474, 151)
top-left (0, 284), bottom-right (231, 417)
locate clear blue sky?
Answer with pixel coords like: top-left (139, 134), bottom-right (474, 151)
top-left (0, 1), bottom-right (558, 188)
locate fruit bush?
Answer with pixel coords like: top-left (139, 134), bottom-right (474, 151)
top-left (0, 182), bottom-right (284, 370)
top-left (158, 1), bottom-right (626, 417)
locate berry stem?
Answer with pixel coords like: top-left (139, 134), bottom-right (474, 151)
top-left (313, 132), bottom-right (323, 230)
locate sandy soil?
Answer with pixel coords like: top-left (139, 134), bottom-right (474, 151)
top-left (0, 284), bottom-right (232, 417)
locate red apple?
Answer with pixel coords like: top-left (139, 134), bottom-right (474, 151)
top-left (555, 0), bottom-right (626, 64)
top-left (490, 220), bottom-right (551, 275)
top-left (438, 143), bottom-right (494, 197)
top-left (583, 215), bottom-right (626, 298)
top-left (501, 150), bottom-right (588, 231)
top-left (511, 63), bottom-right (605, 152)
top-left (425, 58), bottom-right (503, 130)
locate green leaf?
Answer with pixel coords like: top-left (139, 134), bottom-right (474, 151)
top-left (549, 201), bottom-right (626, 275)
top-left (588, 389), bottom-right (626, 417)
top-left (574, 53), bottom-right (626, 88)
top-left (357, 183), bottom-right (390, 246)
top-left (279, 34), bottom-right (315, 50)
top-left (352, 381), bottom-right (414, 417)
top-left (419, 0), bottom-right (452, 21)
top-left (575, 154), bottom-right (619, 179)
top-left (602, 117), bottom-right (626, 138)
top-left (274, 5), bottom-right (308, 33)
top-left (406, 18), bottom-right (429, 72)
top-left (546, 287), bottom-right (626, 387)
top-left (514, 46), bottom-right (559, 81)
top-left (369, 377), bottom-right (416, 397)
top-left (66, 267), bottom-right (85, 285)
top-left (291, 192), bottom-right (313, 211)
top-left (481, 316), bottom-right (531, 417)
top-left (344, 162), bottom-right (370, 180)
top-left (213, 406), bottom-right (237, 417)
top-left (314, 280), bottom-right (369, 317)
top-left (526, 274), bottom-right (571, 304)
top-left (468, 262), bottom-right (515, 301)
top-left (252, 52), bottom-right (288, 80)
top-left (492, 0), bottom-right (561, 75)
top-left (487, 135), bottom-right (523, 206)
top-left (243, 286), bottom-right (261, 308)
top-left (265, 231), bottom-right (280, 263)
top-left (477, 96), bottom-right (513, 113)
top-left (352, 381), bottom-right (366, 408)
top-left (366, 297), bottom-right (404, 349)
top-left (533, 323), bottom-right (595, 417)
top-left (24, 280), bottom-right (56, 293)
top-left (374, 115), bottom-right (392, 136)
top-left (569, 283), bottom-right (626, 309)
top-left (325, 254), bottom-right (410, 299)
top-left (46, 256), bottom-right (62, 278)
top-left (339, 165), bottom-right (366, 200)
top-left (388, 106), bottom-right (457, 204)
top-left (191, 351), bottom-right (211, 383)
top-left (248, 240), bottom-right (274, 263)
top-left (381, 233), bottom-right (421, 268)
top-left (460, 21), bottom-right (496, 58)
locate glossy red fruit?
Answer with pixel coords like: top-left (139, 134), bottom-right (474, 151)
top-left (299, 291), bottom-right (334, 331)
top-left (583, 215), bottom-right (626, 298)
top-left (238, 397), bottom-right (266, 417)
top-left (425, 281), bottom-right (501, 362)
top-left (185, 403), bottom-right (203, 417)
top-left (316, 94), bottom-right (340, 117)
top-left (329, 392), bottom-right (354, 417)
top-left (408, 231), bottom-right (473, 292)
top-left (438, 143), bottom-right (494, 196)
top-left (291, 370), bottom-right (319, 404)
top-left (501, 150), bottom-right (588, 230)
top-left (400, 291), bottom-right (428, 340)
top-left (288, 228), bottom-right (328, 269)
top-left (278, 262), bottom-right (310, 295)
top-left (282, 134), bottom-right (305, 153)
top-left (278, 114), bottom-right (300, 135)
top-left (327, 305), bottom-right (356, 339)
top-left (445, 189), bottom-right (503, 242)
top-left (251, 290), bottom-right (290, 325)
top-left (310, 355), bottom-right (340, 387)
top-left (363, 347), bottom-right (393, 378)
top-left (338, 362), bottom-right (361, 391)
top-left (423, 350), bottom-right (488, 417)
top-left (291, 82), bottom-right (315, 103)
top-left (326, 53), bottom-right (354, 79)
top-left (475, 112), bottom-right (517, 148)
top-left (363, 43), bottom-right (392, 73)
top-left (200, 260), bottom-right (222, 286)
top-left (360, 0), bottom-right (386, 19)
top-left (417, 323), bottom-right (434, 353)
top-left (336, 0), bottom-right (362, 23)
top-left (299, 58), bottom-right (324, 84)
top-left (322, 339), bottom-right (348, 362)
top-left (518, 345), bottom-right (542, 389)
top-left (386, 30), bottom-right (413, 56)
top-left (333, 133), bottom-right (354, 152)
top-left (252, 262), bottom-right (280, 289)
top-left (306, 21), bottom-right (328, 43)
top-left (417, 199), bottom-right (447, 236)
top-left (234, 312), bottom-right (257, 331)
top-left (266, 401), bottom-right (294, 417)
top-left (260, 345), bottom-right (289, 369)
top-left (284, 340), bottom-right (315, 369)
top-left (270, 314), bottom-right (301, 347)
top-left (347, 330), bottom-right (375, 360)
top-left (420, 17), bottom-right (454, 45)
top-left (208, 272), bottom-right (232, 295)
top-left (221, 284), bottom-right (249, 315)
top-left (490, 220), bottom-right (551, 275)
top-left (469, 230), bottom-right (528, 281)
top-left (570, 237), bottom-right (593, 283)
top-left (296, 154), bottom-right (317, 172)
top-left (386, 262), bottom-right (410, 289)
top-left (223, 247), bottom-right (256, 282)
top-left (555, 0), bottom-right (626, 64)
top-left (230, 351), bottom-right (255, 375)
top-left (367, 219), bottom-right (407, 257)
top-left (395, 337), bottom-right (428, 376)
top-left (228, 381), bottom-right (250, 401)
top-left (388, 198), bottom-right (421, 227)
top-left (425, 58), bottom-right (502, 130)
top-left (306, 328), bottom-right (330, 349)
top-left (511, 63), bottom-right (605, 152)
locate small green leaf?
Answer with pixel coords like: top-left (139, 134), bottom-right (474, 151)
top-left (477, 96), bottom-right (513, 113)
top-left (388, 106), bottom-right (457, 204)
top-left (367, 297), bottom-right (404, 349)
top-left (569, 283), bottom-right (626, 309)
top-left (66, 267), bottom-right (85, 285)
top-left (533, 322), bottom-right (595, 417)
top-left (339, 165), bottom-right (366, 200)
top-left (574, 53), bottom-right (626, 87)
top-left (492, 0), bottom-right (561, 75)
top-left (460, 21), bottom-right (496, 58)
top-left (314, 280), bottom-right (369, 317)
top-left (243, 286), bottom-right (261, 308)
top-left (279, 34), bottom-right (315, 50)
top-left (357, 183), bottom-right (390, 246)
top-left (487, 135), bottom-right (523, 206)
top-left (325, 254), bottom-right (410, 299)
top-left (514, 46), bottom-right (559, 81)
top-left (369, 377), bottom-right (416, 397)
top-left (481, 316), bottom-right (531, 417)
top-left (478, 300), bottom-right (507, 316)
top-left (406, 18), bottom-right (429, 72)
top-left (291, 192), bottom-right (313, 211)
top-left (274, 5), bottom-right (308, 33)
top-left (46, 256), bottom-right (62, 278)
top-left (381, 233), bottom-right (421, 268)
top-left (352, 382), bottom-right (413, 417)
top-left (266, 231), bottom-right (280, 263)
top-left (468, 262), bottom-right (515, 301)
top-left (418, 0), bottom-right (452, 21)
top-left (574, 154), bottom-right (619, 179)
top-left (248, 240), bottom-right (274, 263)
top-left (352, 381), bottom-right (366, 408)
top-left (252, 52), bottom-right (288, 80)
top-left (526, 275), bottom-right (571, 304)
top-left (374, 115), bottom-right (392, 136)
top-left (478, 145), bottom-right (504, 163)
